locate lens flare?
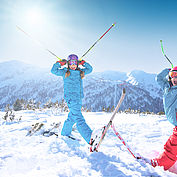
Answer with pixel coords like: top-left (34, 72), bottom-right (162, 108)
top-left (26, 8), bottom-right (43, 24)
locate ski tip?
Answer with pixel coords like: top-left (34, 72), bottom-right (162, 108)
top-left (123, 88), bottom-right (126, 94)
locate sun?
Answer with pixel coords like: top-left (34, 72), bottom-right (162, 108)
top-left (26, 8), bottom-right (43, 25)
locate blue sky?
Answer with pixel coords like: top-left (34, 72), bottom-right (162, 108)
top-left (0, 0), bottom-right (177, 73)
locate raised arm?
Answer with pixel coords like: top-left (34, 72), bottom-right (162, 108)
top-left (156, 68), bottom-right (170, 90)
top-left (81, 62), bottom-right (93, 75)
top-left (51, 62), bottom-right (66, 76)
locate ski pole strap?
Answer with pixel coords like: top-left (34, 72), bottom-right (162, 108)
top-left (111, 123), bottom-right (137, 159)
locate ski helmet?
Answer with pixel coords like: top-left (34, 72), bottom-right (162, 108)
top-left (67, 54), bottom-right (78, 61)
top-left (67, 54), bottom-right (78, 66)
top-left (171, 66), bottom-right (177, 71)
top-left (169, 66), bottom-right (177, 78)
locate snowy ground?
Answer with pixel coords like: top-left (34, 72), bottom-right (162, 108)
top-left (1, 110), bottom-right (177, 177)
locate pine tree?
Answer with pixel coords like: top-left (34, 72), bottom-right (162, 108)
top-left (13, 99), bottom-right (23, 111)
top-left (27, 99), bottom-right (37, 110)
top-left (102, 106), bottom-right (106, 112)
top-left (2, 107), bottom-right (16, 122)
top-left (111, 105), bottom-right (115, 112)
top-left (5, 104), bottom-right (11, 112)
top-left (43, 99), bottom-right (53, 109)
top-left (106, 106), bottom-right (110, 112)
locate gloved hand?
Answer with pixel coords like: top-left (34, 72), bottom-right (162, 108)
top-left (57, 59), bottom-right (67, 66)
top-left (79, 60), bottom-right (85, 65)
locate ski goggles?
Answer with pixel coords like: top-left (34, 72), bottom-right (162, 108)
top-left (169, 71), bottom-right (177, 78)
top-left (68, 59), bottom-right (78, 65)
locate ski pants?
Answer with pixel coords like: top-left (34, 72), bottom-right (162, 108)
top-left (61, 99), bottom-right (92, 144)
top-left (156, 127), bottom-right (177, 170)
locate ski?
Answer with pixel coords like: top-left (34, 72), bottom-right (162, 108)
top-left (42, 122), bottom-right (61, 137)
top-left (90, 88), bottom-right (126, 152)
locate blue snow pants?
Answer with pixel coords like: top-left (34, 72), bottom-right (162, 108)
top-left (61, 99), bottom-right (92, 144)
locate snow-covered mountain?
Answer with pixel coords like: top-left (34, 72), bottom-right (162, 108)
top-left (0, 60), bottom-right (163, 113)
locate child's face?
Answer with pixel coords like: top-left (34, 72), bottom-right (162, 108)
top-left (69, 64), bottom-right (77, 70)
top-left (170, 71), bottom-right (177, 86)
top-left (171, 77), bottom-right (177, 86)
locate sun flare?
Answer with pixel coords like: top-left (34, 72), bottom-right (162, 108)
top-left (26, 8), bottom-right (43, 25)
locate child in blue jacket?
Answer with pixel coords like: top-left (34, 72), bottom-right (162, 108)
top-left (143, 66), bottom-right (177, 170)
top-left (51, 54), bottom-right (93, 144)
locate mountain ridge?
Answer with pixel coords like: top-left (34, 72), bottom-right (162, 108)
top-left (0, 60), bottom-right (163, 112)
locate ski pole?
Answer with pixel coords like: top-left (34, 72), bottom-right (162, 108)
top-left (160, 40), bottom-right (174, 68)
top-left (16, 26), bottom-right (62, 61)
top-left (111, 123), bottom-right (140, 159)
top-left (79, 22), bottom-right (116, 61)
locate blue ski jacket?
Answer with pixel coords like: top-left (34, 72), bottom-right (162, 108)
top-left (156, 68), bottom-right (177, 126)
top-left (51, 62), bottom-right (93, 101)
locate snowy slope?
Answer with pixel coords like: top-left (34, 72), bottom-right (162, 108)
top-left (0, 60), bottom-right (64, 108)
top-left (1, 110), bottom-right (177, 177)
top-left (0, 60), bottom-right (163, 112)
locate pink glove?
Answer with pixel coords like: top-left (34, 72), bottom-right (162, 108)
top-left (79, 60), bottom-right (85, 65)
top-left (57, 59), bottom-right (67, 66)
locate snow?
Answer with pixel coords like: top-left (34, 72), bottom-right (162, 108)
top-left (1, 110), bottom-right (177, 177)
